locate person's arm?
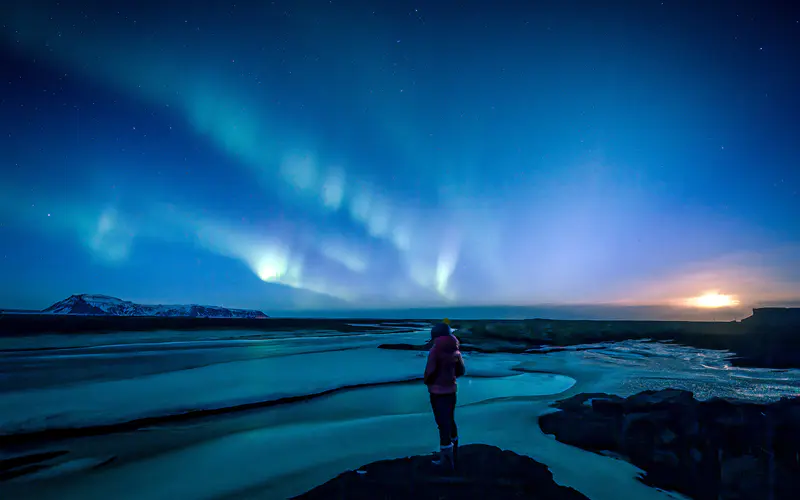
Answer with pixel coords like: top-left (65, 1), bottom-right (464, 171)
top-left (423, 347), bottom-right (438, 385)
top-left (455, 352), bottom-right (466, 378)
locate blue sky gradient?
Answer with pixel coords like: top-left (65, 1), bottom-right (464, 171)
top-left (1, 1), bottom-right (798, 317)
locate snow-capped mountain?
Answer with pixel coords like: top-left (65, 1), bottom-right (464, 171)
top-left (43, 294), bottom-right (269, 318)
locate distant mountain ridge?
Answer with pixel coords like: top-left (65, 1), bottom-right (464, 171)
top-left (43, 294), bottom-right (269, 319)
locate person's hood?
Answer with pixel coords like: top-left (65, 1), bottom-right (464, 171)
top-left (433, 334), bottom-right (459, 353)
top-left (430, 322), bottom-right (451, 339)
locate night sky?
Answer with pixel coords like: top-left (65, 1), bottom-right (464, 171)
top-left (1, 1), bottom-right (798, 315)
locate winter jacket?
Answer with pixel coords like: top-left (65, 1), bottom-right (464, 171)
top-left (424, 334), bottom-right (466, 394)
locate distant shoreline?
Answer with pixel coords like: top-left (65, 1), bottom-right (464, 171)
top-left (0, 313), bottom-right (435, 335)
top-left (0, 311), bottom-right (743, 336)
top-left (3, 309), bottom-right (800, 369)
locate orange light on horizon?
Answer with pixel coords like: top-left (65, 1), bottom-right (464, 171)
top-left (684, 291), bottom-right (741, 308)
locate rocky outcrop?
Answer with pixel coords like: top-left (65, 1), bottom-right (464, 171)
top-left (539, 389), bottom-right (800, 499)
top-left (294, 444), bottom-right (588, 499)
top-left (741, 308), bottom-right (800, 328)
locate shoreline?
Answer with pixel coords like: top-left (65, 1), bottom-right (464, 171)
top-left (0, 314), bottom-right (431, 336)
top-left (6, 310), bottom-right (800, 369)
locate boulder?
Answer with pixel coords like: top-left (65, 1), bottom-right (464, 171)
top-left (591, 397), bottom-right (626, 415)
top-left (622, 389), bottom-right (695, 413)
top-left (551, 393), bottom-right (620, 412)
top-left (540, 411), bottom-right (620, 451)
top-left (539, 389), bottom-right (800, 499)
top-left (719, 454), bottom-right (763, 500)
top-left (294, 444), bottom-right (588, 500)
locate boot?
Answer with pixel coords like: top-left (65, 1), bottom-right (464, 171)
top-left (432, 443), bottom-right (455, 470)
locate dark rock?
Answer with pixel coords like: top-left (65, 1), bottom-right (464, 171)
top-left (620, 413), bottom-right (661, 464)
top-left (719, 454), bottom-right (763, 500)
top-left (622, 389), bottom-right (694, 413)
top-left (540, 390), bottom-right (800, 500)
top-left (540, 411), bottom-right (620, 451)
top-left (741, 307), bottom-right (800, 329)
top-left (652, 449), bottom-right (680, 468)
top-left (591, 397), bottom-right (626, 415)
top-left (294, 444), bottom-right (588, 500)
top-left (550, 393), bottom-right (619, 412)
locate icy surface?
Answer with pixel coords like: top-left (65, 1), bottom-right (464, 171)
top-left (2, 329), bottom-right (799, 500)
top-left (0, 347), bottom-right (426, 433)
top-left (12, 403), bottom-right (667, 500)
top-left (3, 384), bottom-right (668, 500)
top-left (521, 339), bottom-right (800, 402)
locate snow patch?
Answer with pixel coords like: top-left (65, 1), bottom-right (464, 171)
top-left (42, 294), bottom-right (268, 318)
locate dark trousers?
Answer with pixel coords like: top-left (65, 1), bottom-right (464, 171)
top-left (430, 392), bottom-right (458, 447)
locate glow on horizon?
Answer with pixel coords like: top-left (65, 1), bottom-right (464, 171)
top-left (684, 292), bottom-right (741, 309)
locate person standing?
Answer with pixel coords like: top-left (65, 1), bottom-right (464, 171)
top-left (424, 320), bottom-right (466, 470)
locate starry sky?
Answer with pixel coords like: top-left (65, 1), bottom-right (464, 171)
top-left (1, 1), bottom-right (799, 317)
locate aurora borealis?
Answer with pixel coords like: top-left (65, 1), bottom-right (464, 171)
top-left (1, 1), bottom-right (798, 316)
